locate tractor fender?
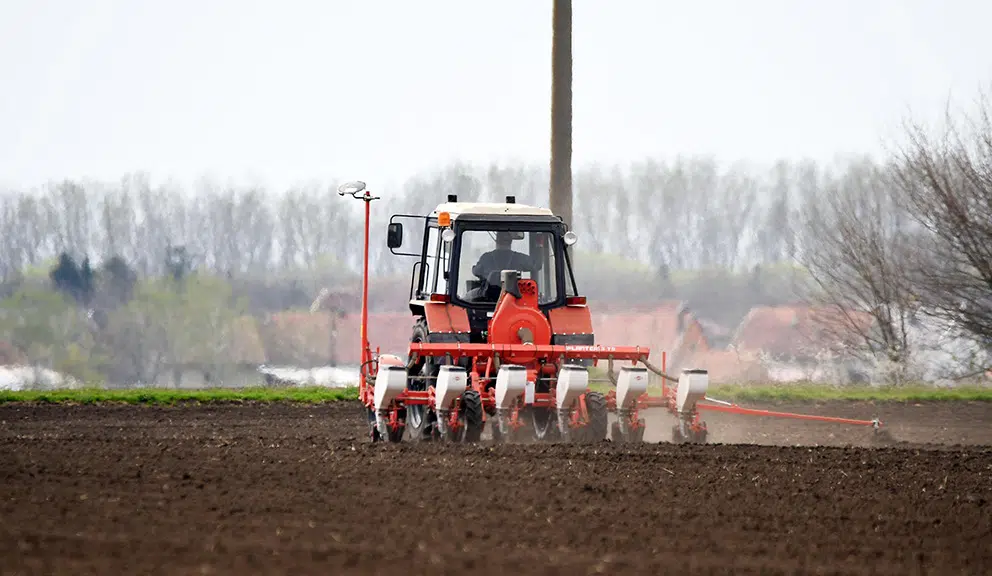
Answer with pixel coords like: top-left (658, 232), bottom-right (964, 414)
top-left (548, 304), bottom-right (594, 337)
top-left (377, 354), bottom-right (405, 367)
top-left (422, 302), bottom-right (471, 336)
top-left (548, 304), bottom-right (595, 366)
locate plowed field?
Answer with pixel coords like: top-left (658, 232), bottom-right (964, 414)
top-left (1, 399), bottom-right (990, 575)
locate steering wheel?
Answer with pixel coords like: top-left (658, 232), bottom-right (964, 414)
top-left (485, 270), bottom-right (501, 288)
top-left (469, 269), bottom-right (504, 302)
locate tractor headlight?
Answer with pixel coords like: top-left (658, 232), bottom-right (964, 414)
top-left (442, 228), bottom-right (455, 243)
top-left (563, 231), bottom-right (578, 246)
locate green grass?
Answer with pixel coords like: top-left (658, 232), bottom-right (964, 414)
top-left (0, 386), bottom-right (359, 405)
top-left (701, 383), bottom-right (992, 403)
top-left (1, 382), bottom-right (989, 406)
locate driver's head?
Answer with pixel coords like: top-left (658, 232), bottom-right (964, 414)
top-left (495, 231), bottom-right (514, 249)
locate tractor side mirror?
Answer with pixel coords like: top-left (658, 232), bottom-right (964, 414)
top-left (387, 222), bottom-right (403, 249)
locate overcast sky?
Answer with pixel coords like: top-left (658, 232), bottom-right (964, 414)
top-left (1, 0), bottom-right (990, 193)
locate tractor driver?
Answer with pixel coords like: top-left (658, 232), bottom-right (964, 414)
top-left (469, 231), bottom-right (535, 297)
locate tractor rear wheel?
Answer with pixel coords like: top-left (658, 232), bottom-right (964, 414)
top-left (406, 319), bottom-right (435, 441)
top-left (406, 318), bottom-right (473, 442)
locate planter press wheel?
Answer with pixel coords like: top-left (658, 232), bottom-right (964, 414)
top-left (573, 391), bottom-right (609, 443)
top-left (611, 420), bottom-right (646, 443)
top-left (530, 407), bottom-right (557, 441)
top-left (366, 406), bottom-right (403, 443)
top-left (446, 389), bottom-right (485, 442)
top-left (671, 423), bottom-right (707, 444)
top-left (529, 377), bottom-right (561, 442)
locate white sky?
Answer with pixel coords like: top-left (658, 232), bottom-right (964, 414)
top-left (1, 0), bottom-right (990, 193)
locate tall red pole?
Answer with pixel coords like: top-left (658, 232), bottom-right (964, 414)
top-left (360, 195), bottom-right (371, 397)
top-left (337, 180), bottom-right (377, 406)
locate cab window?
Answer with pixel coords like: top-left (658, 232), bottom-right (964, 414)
top-left (456, 229), bottom-right (558, 305)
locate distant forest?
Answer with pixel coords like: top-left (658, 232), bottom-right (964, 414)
top-left (1, 93), bottom-right (990, 385)
top-left (0, 155), bottom-right (853, 322)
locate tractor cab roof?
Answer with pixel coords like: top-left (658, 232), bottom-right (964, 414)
top-left (429, 201), bottom-right (557, 221)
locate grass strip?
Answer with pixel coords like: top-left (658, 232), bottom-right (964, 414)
top-left (588, 381), bottom-right (992, 402)
top-left (708, 383), bottom-right (992, 403)
top-left (0, 386), bottom-right (360, 405)
top-left (2, 382), bottom-right (989, 406)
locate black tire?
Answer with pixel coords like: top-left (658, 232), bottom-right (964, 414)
top-left (529, 407), bottom-right (559, 442)
top-left (491, 419), bottom-right (504, 443)
top-left (459, 389), bottom-right (485, 442)
top-left (529, 377), bottom-right (560, 442)
top-left (367, 406), bottom-right (404, 442)
top-left (367, 407), bottom-right (382, 443)
top-left (406, 317), bottom-right (473, 441)
top-left (387, 426), bottom-right (404, 442)
top-left (633, 419), bottom-right (646, 443)
top-left (693, 428), bottom-right (708, 444)
top-left (611, 417), bottom-right (646, 443)
top-left (610, 421), bottom-right (623, 443)
top-left (406, 318), bottom-right (436, 441)
top-left (672, 424), bottom-right (707, 444)
top-left (578, 391), bottom-right (608, 442)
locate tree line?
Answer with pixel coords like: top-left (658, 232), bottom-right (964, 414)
top-left (1, 95), bottom-right (990, 384)
top-left (0, 159), bottom-right (810, 281)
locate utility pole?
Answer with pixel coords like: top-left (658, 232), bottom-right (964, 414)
top-left (550, 0), bottom-right (573, 229)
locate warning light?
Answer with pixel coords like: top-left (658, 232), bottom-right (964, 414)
top-left (438, 212), bottom-right (451, 227)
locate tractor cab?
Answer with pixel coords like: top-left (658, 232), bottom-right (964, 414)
top-left (386, 195), bottom-right (581, 341)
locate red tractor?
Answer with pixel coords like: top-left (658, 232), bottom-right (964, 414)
top-left (338, 181), bottom-right (885, 444)
top-left (339, 181), bottom-right (657, 443)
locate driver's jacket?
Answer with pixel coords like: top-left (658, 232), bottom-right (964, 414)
top-left (472, 249), bottom-right (536, 282)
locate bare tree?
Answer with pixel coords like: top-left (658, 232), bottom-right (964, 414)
top-left (714, 161), bottom-right (758, 270)
top-left (755, 160), bottom-right (796, 265)
top-left (631, 159), bottom-right (685, 270)
top-left (572, 165), bottom-right (612, 253)
top-left (0, 193), bottom-right (20, 278)
top-left (14, 193), bottom-right (49, 267)
top-left (46, 180), bottom-right (91, 261)
top-left (890, 98), bottom-right (992, 349)
top-left (796, 158), bottom-right (917, 381)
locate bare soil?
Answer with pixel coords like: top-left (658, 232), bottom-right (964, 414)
top-left (1, 399), bottom-right (990, 575)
